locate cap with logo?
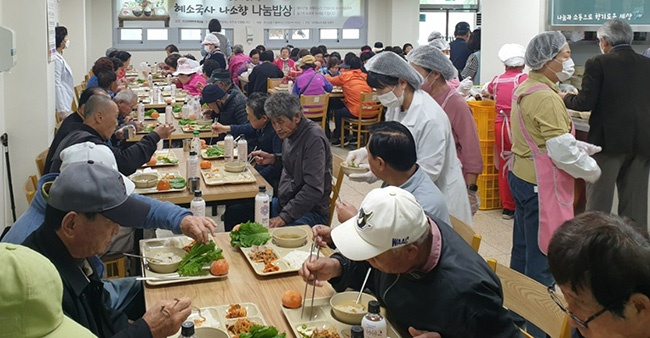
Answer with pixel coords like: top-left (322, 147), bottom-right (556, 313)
top-left (48, 160), bottom-right (150, 227)
top-left (331, 186), bottom-right (429, 261)
top-left (0, 243), bottom-right (96, 337)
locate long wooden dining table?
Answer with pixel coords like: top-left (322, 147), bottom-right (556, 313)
top-left (143, 227), bottom-right (336, 336)
top-left (136, 148), bottom-right (270, 205)
top-left (126, 117), bottom-right (215, 143)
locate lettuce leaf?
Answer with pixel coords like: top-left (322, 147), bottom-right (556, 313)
top-left (230, 221), bottom-right (271, 247)
top-left (239, 325), bottom-right (286, 338)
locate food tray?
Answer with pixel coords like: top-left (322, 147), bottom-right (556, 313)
top-left (182, 124), bottom-right (212, 133)
top-left (142, 150), bottom-right (179, 167)
top-left (239, 229), bottom-right (314, 276)
top-left (139, 236), bottom-right (228, 286)
top-left (131, 170), bottom-right (186, 195)
top-left (282, 297), bottom-right (403, 338)
top-left (174, 303), bottom-right (266, 337)
top-left (200, 146), bottom-right (239, 159)
top-left (137, 122), bottom-right (158, 133)
top-left (200, 164), bottom-right (255, 186)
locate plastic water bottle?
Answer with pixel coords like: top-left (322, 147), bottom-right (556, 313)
top-left (137, 100), bottom-right (145, 123)
top-left (165, 103), bottom-right (173, 124)
top-left (182, 101), bottom-right (190, 119)
top-left (167, 73), bottom-right (172, 85)
top-left (255, 185), bottom-right (270, 228)
top-left (191, 131), bottom-right (201, 154)
top-left (179, 321), bottom-right (197, 338)
top-left (171, 85), bottom-right (176, 99)
top-left (237, 135), bottom-right (248, 163)
top-left (361, 301), bottom-right (386, 338)
top-left (147, 73), bottom-right (153, 88)
top-left (186, 151), bottom-right (199, 179)
top-left (190, 190), bottom-right (205, 217)
top-left (224, 134), bottom-right (234, 162)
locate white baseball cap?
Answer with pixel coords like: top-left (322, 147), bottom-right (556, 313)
top-left (498, 43), bottom-right (526, 67)
top-left (331, 186), bottom-right (429, 261)
top-left (59, 142), bottom-right (135, 194)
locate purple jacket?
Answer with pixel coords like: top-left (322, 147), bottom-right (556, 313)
top-left (292, 68), bottom-right (332, 96)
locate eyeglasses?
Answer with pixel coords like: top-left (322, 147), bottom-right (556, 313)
top-left (547, 283), bottom-right (608, 329)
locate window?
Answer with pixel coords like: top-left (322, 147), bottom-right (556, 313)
top-left (180, 29), bottom-right (201, 41)
top-left (120, 28), bottom-right (142, 41)
top-left (147, 29), bottom-right (168, 41)
top-left (418, 5), bottom-right (478, 46)
top-left (292, 30), bottom-right (310, 40)
top-left (342, 29), bottom-right (360, 40)
top-left (320, 29), bottom-right (338, 40)
top-left (269, 29), bottom-right (286, 40)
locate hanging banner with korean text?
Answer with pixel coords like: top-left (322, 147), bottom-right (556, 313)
top-left (116, 0), bottom-right (364, 29)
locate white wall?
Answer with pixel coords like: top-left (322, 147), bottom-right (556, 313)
top-left (0, 1), bottom-right (6, 230)
top-left (480, 0), bottom-right (546, 84)
top-left (59, 0), bottom-right (88, 85)
top-left (0, 0), bottom-right (57, 224)
top-left (80, 0), bottom-right (420, 73)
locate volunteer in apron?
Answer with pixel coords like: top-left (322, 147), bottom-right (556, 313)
top-left (345, 51), bottom-right (473, 226)
top-left (407, 45), bottom-right (484, 216)
top-left (509, 31), bottom-right (601, 336)
top-left (483, 43), bottom-right (528, 220)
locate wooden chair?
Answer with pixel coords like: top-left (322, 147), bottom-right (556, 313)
top-left (486, 259), bottom-right (572, 338)
top-left (340, 92), bottom-right (383, 149)
top-left (449, 215), bottom-right (482, 252)
top-left (329, 153), bottom-right (346, 227)
top-left (23, 175), bottom-right (37, 204)
top-left (35, 148), bottom-right (49, 176)
top-left (301, 94), bottom-right (329, 131)
top-left (74, 84), bottom-right (84, 103)
top-left (267, 78), bottom-right (283, 92)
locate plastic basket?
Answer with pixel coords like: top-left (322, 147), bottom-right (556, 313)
top-left (478, 173), bottom-right (501, 210)
top-left (480, 140), bottom-right (498, 175)
top-left (469, 100), bottom-right (496, 141)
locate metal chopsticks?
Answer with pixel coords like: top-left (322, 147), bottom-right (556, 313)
top-left (300, 242), bottom-right (321, 320)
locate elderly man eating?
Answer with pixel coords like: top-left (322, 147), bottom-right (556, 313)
top-left (23, 161), bottom-right (192, 338)
top-left (300, 187), bottom-right (520, 337)
top-left (251, 92), bottom-right (332, 227)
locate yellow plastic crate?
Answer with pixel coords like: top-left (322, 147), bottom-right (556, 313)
top-left (469, 100), bottom-right (496, 141)
top-left (478, 173), bottom-right (501, 210)
top-left (480, 140), bottom-right (498, 175)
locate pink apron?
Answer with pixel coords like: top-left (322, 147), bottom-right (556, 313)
top-left (513, 84), bottom-right (575, 255)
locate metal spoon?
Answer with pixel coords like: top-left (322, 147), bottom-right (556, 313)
top-left (123, 252), bottom-right (164, 263)
top-left (355, 267), bottom-right (372, 304)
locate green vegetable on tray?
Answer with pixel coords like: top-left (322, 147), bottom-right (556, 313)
top-left (137, 78), bottom-right (145, 83)
top-left (168, 176), bottom-right (186, 189)
top-left (206, 146), bottom-right (225, 157)
top-left (144, 109), bottom-right (157, 117)
top-left (178, 118), bottom-right (198, 126)
top-left (178, 241), bottom-right (224, 276)
top-left (156, 155), bottom-right (179, 164)
top-left (239, 325), bottom-right (286, 338)
top-left (230, 221), bottom-right (271, 248)
top-left (143, 125), bottom-right (156, 133)
top-left (173, 104), bottom-right (183, 113)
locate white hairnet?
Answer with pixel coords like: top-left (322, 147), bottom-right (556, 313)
top-left (525, 31), bottom-right (568, 70)
top-left (366, 51), bottom-right (423, 89)
top-left (407, 45), bottom-right (456, 81)
top-left (498, 43), bottom-right (526, 67)
top-left (429, 39), bottom-right (450, 51)
top-left (428, 31), bottom-right (443, 42)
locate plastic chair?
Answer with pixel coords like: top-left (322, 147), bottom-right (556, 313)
top-left (301, 94), bottom-right (329, 131)
top-left (329, 153), bottom-right (345, 227)
top-left (486, 259), bottom-right (572, 338)
top-left (23, 175), bottom-right (37, 204)
top-left (449, 215), bottom-right (482, 252)
top-left (35, 148), bottom-right (48, 176)
top-left (340, 93), bottom-right (383, 149)
top-left (267, 78), bottom-right (283, 92)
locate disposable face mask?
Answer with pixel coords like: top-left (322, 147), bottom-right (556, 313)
top-left (377, 87), bottom-right (403, 109)
top-left (65, 40), bottom-right (70, 48)
top-left (204, 45), bottom-right (212, 53)
top-left (420, 72), bottom-right (435, 93)
top-left (554, 58), bottom-right (575, 82)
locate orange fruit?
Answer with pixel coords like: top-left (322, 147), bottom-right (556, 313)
top-left (210, 259), bottom-right (229, 276)
top-left (189, 115), bottom-right (197, 120)
top-left (200, 160), bottom-right (212, 169)
top-left (282, 290), bottom-right (302, 309)
top-left (151, 112), bottom-right (160, 119)
top-left (146, 156), bottom-right (157, 166)
top-left (156, 180), bottom-right (171, 191)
